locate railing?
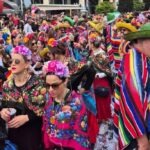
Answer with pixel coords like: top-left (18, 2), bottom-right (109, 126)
top-left (32, 4), bottom-right (81, 7)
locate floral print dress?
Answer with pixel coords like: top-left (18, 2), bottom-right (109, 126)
top-left (2, 75), bottom-right (46, 150)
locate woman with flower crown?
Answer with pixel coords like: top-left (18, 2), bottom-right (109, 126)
top-left (0, 45), bottom-right (46, 150)
top-left (42, 60), bottom-right (91, 150)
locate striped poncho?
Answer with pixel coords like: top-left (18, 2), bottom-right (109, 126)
top-left (106, 25), bottom-right (122, 77)
top-left (114, 48), bottom-right (150, 149)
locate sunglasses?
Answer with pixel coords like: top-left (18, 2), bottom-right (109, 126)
top-left (10, 59), bottom-right (21, 65)
top-left (32, 42), bottom-right (37, 46)
top-left (119, 28), bottom-right (127, 32)
top-left (46, 81), bottom-right (63, 90)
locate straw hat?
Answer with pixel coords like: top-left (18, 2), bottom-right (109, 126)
top-left (116, 22), bottom-right (137, 32)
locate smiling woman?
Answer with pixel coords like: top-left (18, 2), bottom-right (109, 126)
top-left (0, 45), bottom-right (46, 150)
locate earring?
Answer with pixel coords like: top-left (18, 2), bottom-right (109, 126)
top-left (23, 69), bottom-right (28, 80)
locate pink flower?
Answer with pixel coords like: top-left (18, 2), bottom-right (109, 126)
top-left (24, 95), bottom-right (28, 100)
top-left (43, 60), bottom-right (69, 78)
top-left (12, 46), bottom-right (32, 60)
top-left (48, 61), bottom-right (56, 72)
top-left (33, 91), bottom-right (39, 97)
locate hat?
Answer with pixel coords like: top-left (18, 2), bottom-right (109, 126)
top-left (63, 16), bottom-right (75, 26)
top-left (107, 13), bottom-right (115, 24)
top-left (39, 47), bottom-right (49, 57)
top-left (116, 22), bottom-right (137, 32)
top-left (55, 23), bottom-right (70, 30)
top-left (107, 12), bottom-right (121, 24)
top-left (88, 21), bottom-right (103, 33)
top-left (125, 23), bottom-right (150, 41)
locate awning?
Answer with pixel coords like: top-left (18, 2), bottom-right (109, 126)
top-left (33, 4), bottom-right (82, 11)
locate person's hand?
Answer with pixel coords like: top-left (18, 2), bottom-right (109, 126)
top-left (8, 115), bottom-right (29, 128)
top-left (74, 42), bottom-right (81, 49)
top-left (137, 134), bottom-right (150, 150)
top-left (0, 108), bottom-right (10, 122)
top-left (79, 88), bottom-right (86, 94)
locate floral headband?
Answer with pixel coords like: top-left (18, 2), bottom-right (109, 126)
top-left (12, 45), bottom-right (32, 60)
top-left (38, 36), bottom-right (46, 43)
top-left (89, 33), bottom-right (99, 42)
top-left (48, 38), bottom-right (58, 47)
top-left (43, 60), bottom-right (69, 78)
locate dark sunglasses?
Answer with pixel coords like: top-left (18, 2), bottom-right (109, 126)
top-left (120, 28), bottom-right (127, 32)
top-left (10, 59), bottom-right (21, 65)
top-left (32, 42), bottom-right (37, 46)
top-left (46, 81), bottom-right (63, 90)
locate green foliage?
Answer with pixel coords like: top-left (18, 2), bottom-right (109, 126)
top-left (96, 1), bottom-right (116, 14)
top-left (118, 0), bottom-right (133, 12)
top-left (133, 0), bottom-right (145, 11)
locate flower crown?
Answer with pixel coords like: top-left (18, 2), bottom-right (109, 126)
top-left (48, 38), bottom-right (58, 47)
top-left (89, 33), bottom-right (99, 42)
top-left (43, 60), bottom-right (69, 78)
top-left (38, 36), bottom-right (46, 43)
top-left (12, 45), bottom-right (32, 60)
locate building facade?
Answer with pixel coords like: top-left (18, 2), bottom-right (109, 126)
top-left (32, 0), bottom-right (88, 15)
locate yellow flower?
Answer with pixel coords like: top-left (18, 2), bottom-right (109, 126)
top-left (23, 37), bottom-right (29, 43)
top-left (47, 38), bottom-right (57, 47)
top-left (40, 88), bottom-right (47, 95)
top-left (50, 116), bottom-right (55, 124)
top-left (89, 33), bottom-right (99, 39)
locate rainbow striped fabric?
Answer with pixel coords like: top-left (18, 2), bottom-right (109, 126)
top-left (106, 25), bottom-right (122, 77)
top-left (114, 48), bottom-right (150, 149)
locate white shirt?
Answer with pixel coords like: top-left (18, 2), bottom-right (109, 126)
top-left (24, 23), bottom-right (33, 35)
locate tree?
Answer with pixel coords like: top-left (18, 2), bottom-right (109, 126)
top-left (118, 0), bottom-right (133, 12)
top-left (133, 0), bottom-right (145, 11)
top-left (96, 1), bottom-right (116, 14)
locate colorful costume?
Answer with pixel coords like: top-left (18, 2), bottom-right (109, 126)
top-left (114, 48), bottom-right (150, 149)
top-left (42, 91), bottom-right (91, 150)
top-left (106, 25), bottom-right (122, 77)
top-left (91, 49), bottom-right (112, 122)
top-left (2, 75), bottom-right (46, 150)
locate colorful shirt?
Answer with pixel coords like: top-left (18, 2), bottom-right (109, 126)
top-left (42, 91), bottom-right (91, 150)
top-left (114, 48), bottom-right (150, 149)
top-left (2, 75), bottom-right (46, 117)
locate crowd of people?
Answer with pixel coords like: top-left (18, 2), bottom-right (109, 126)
top-left (0, 6), bottom-right (150, 150)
